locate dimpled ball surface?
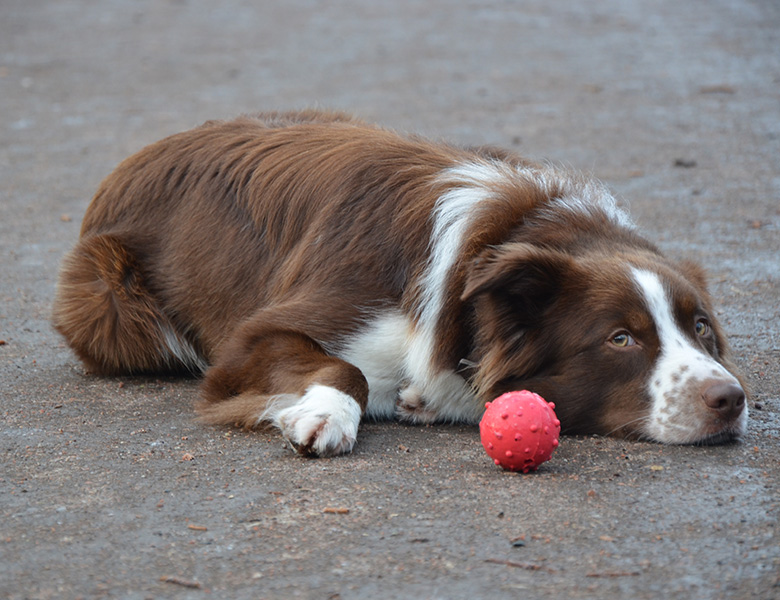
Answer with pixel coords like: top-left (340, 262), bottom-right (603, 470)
top-left (479, 390), bottom-right (561, 473)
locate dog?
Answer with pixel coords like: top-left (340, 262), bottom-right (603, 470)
top-left (52, 110), bottom-right (747, 456)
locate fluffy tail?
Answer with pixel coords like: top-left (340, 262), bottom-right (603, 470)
top-left (52, 234), bottom-right (205, 375)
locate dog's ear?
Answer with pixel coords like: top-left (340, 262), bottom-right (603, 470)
top-left (461, 242), bottom-right (575, 324)
top-left (676, 258), bottom-right (709, 292)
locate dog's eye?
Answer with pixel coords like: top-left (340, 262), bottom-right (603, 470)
top-left (609, 331), bottom-right (636, 348)
top-left (695, 319), bottom-right (711, 337)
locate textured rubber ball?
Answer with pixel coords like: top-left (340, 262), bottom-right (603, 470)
top-left (480, 390), bottom-right (561, 473)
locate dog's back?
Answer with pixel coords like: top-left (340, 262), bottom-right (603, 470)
top-left (56, 113), bottom-right (461, 370)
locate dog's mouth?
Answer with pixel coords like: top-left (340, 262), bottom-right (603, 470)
top-left (638, 414), bottom-right (747, 446)
top-left (687, 428), bottom-right (743, 446)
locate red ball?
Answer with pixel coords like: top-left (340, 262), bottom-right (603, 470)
top-left (480, 390), bottom-right (561, 473)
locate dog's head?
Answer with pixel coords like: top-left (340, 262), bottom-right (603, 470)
top-left (462, 242), bottom-right (747, 444)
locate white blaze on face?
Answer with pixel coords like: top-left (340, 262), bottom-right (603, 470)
top-left (631, 268), bottom-right (747, 443)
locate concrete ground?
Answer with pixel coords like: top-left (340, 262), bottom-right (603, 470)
top-left (1, 1), bottom-right (778, 598)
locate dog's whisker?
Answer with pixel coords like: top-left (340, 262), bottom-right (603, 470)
top-left (603, 414), bottom-right (650, 438)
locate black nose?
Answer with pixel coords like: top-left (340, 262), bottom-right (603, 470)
top-left (702, 380), bottom-right (746, 421)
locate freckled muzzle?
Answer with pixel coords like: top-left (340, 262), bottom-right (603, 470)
top-left (646, 372), bottom-right (748, 445)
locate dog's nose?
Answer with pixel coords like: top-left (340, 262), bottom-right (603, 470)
top-left (702, 380), bottom-right (746, 421)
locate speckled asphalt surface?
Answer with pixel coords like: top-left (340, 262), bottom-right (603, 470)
top-left (1, 1), bottom-right (778, 598)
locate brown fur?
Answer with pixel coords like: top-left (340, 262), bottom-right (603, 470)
top-left (52, 110), bottom-right (744, 451)
top-left (55, 111), bottom-right (469, 429)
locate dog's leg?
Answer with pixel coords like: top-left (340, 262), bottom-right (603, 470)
top-left (197, 326), bottom-right (368, 457)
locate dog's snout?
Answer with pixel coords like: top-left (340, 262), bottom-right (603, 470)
top-left (702, 380), bottom-right (746, 421)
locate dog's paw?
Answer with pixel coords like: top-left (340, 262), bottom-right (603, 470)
top-left (397, 386), bottom-right (439, 423)
top-left (275, 385), bottom-right (362, 457)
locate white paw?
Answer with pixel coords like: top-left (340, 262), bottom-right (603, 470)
top-left (396, 386), bottom-right (438, 423)
top-left (275, 385), bottom-right (362, 457)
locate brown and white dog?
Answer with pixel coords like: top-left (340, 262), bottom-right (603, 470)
top-left (52, 110), bottom-right (747, 456)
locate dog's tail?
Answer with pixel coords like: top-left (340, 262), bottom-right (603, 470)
top-left (52, 233), bottom-right (205, 375)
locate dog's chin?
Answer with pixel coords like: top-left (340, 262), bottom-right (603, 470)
top-left (686, 429), bottom-right (743, 447)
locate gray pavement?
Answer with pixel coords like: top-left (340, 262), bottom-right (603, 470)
top-left (1, 1), bottom-right (779, 598)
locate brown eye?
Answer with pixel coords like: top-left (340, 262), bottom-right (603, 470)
top-left (695, 319), bottom-right (711, 337)
top-left (610, 332), bottom-right (636, 348)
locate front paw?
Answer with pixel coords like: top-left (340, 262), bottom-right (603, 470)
top-left (396, 386), bottom-right (438, 423)
top-left (276, 385), bottom-right (362, 457)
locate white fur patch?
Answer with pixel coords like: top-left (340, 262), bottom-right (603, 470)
top-left (550, 191), bottom-right (633, 229)
top-left (416, 164), bottom-right (496, 366)
top-left (337, 311), bottom-right (411, 419)
top-left (520, 164), bottom-right (634, 230)
top-left (395, 163), bottom-right (500, 421)
top-left (270, 385), bottom-right (362, 457)
top-left (396, 369), bottom-right (483, 424)
top-left (161, 324), bottom-right (208, 373)
top-left (631, 268), bottom-right (747, 443)
top-left (337, 310), bottom-right (481, 424)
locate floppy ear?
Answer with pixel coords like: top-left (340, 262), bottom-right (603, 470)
top-left (676, 258), bottom-right (710, 291)
top-left (461, 242), bottom-right (575, 325)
